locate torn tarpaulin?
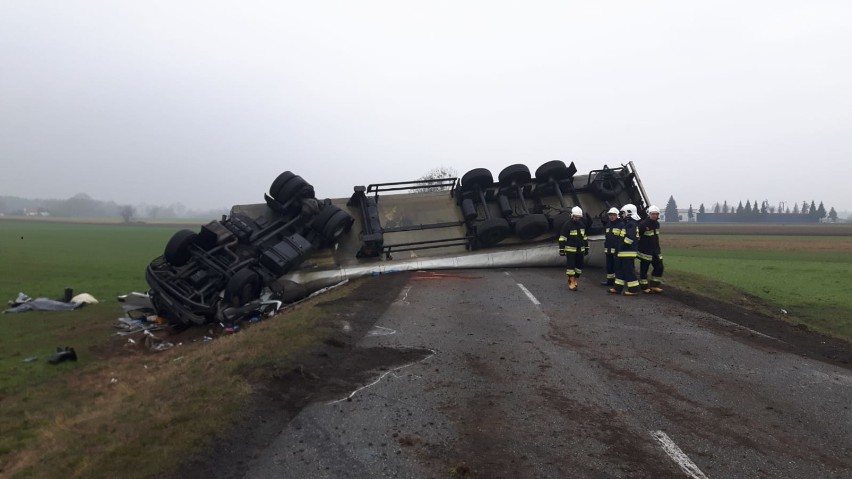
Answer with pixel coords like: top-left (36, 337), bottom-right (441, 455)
top-left (4, 294), bottom-right (87, 313)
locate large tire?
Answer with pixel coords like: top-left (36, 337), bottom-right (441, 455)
top-left (315, 208), bottom-right (354, 246)
top-left (498, 164), bottom-right (531, 186)
top-left (550, 211), bottom-right (573, 234)
top-left (476, 217), bottom-right (510, 247)
top-left (514, 214), bottom-right (549, 240)
top-left (592, 170), bottom-right (624, 200)
top-left (534, 160), bottom-right (571, 183)
top-left (223, 269), bottom-right (261, 308)
top-left (270, 171), bottom-right (296, 199)
top-left (461, 168), bottom-right (494, 193)
top-left (164, 229), bottom-right (198, 266)
top-left (274, 175), bottom-right (315, 203)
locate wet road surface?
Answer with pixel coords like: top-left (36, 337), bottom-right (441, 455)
top-left (243, 268), bottom-right (852, 478)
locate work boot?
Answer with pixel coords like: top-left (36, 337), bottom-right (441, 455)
top-left (642, 288), bottom-right (652, 294)
top-left (623, 290), bottom-right (639, 296)
top-left (650, 287), bottom-right (664, 293)
top-left (607, 288), bottom-right (620, 294)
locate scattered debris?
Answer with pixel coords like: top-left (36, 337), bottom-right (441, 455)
top-left (143, 330), bottom-right (174, 352)
top-left (23, 355), bottom-right (38, 363)
top-left (47, 347), bottom-right (77, 365)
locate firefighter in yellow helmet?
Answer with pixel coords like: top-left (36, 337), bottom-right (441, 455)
top-left (558, 206), bottom-right (589, 291)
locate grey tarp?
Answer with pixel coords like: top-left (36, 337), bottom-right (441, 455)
top-left (4, 298), bottom-right (84, 313)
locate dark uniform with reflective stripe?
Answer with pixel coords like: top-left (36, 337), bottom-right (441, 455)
top-left (612, 215), bottom-right (640, 294)
top-left (558, 217), bottom-right (588, 280)
top-left (638, 216), bottom-right (664, 291)
top-left (602, 215), bottom-right (622, 285)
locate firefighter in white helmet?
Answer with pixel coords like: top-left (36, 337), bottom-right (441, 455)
top-left (600, 207), bottom-right (621, 286)
top-left (558, 206), bottom-right (589, 291)
top-left (609, 204), bottom-right (641, 296)
top-left (638, 205), bottom-right (664, 293)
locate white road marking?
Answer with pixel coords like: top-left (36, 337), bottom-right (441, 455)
top-left (393, 285), bottom-right (412, 305)
top-left (517, 283), bottom-right (541, 306)
top-left (650, 430), bottom-right (709, 479)
top-left (326, 349), bottom-right (436, 405)
top-left (367, 326), bottom-right (397, 336)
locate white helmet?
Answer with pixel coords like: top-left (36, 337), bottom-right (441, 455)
top-left (607, 207), bottom-right (619, 215)
top-left (647, 205), bottom-right (660, 214)
top-left (571, 206), bottom-right (583, 217)
top-left (621, 203), bottom-right (640, 221)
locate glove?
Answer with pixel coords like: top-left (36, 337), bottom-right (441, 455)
top-left (583, 246), bottom-right (589, 256)
top-left (559, 248), bottom-right (566, 256)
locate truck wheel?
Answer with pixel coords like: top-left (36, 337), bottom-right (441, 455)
top-left (270, 171), bottom-right (295, 199)
top-left (460, 168), bottom-right (494, 192)
top-left (164, 230), bottom-right (198, 266)
top-left (593, 171), bottom-right (624, 199)
top-left (514, 214), bottom-right (549, 240)
top-left (550, 211), bottom-right (573, 234)
top-left (534, 160), bottom-right (571, 183)
top-left (498, 164), bottom-right (531, 187)
top-left (224, 269), bottom-right (261, 307)
top-left (314, 207), bottom-right (353, 246)
top-left (476, 217), bottom-right (510, 247)
top-left (274, 175), bottom-right (315, 203)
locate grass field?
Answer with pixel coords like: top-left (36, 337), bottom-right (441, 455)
top-left (0, 219), bottom-right (344, 478)
top-left (1, 219), bottom-right (850, 477)
top-left (663, 232), bottom-right (852, 341)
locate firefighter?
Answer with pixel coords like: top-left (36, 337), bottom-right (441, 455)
top-left (638, 205), bottom-right (665, 293)
top-left (558, 206), bottom-right (589, 291)
top-left (609, 204), bottom-right (641, 296)
top-left (600, 207), bottom-right (621, 286)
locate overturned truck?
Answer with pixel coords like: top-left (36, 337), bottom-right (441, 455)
top-left (145, 161), bottom-right (650, 326)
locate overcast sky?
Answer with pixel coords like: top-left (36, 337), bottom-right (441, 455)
top-left (2, 1), bottom-right (851, 213)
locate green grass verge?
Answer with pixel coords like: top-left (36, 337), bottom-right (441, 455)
top-left (665, 248), bottom-right (852, 342)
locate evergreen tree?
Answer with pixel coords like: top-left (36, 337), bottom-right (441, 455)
top-left (829, 207), bottom-right (838, 223)
top-left (688, 204), bottom-right (694, 221)
top-left (665, 195), bottom-right (680, 222)
top-left (744, 200), bottom-right (752, 214)
top-left (817, 201), bottom-right (827, 220)
top-left (760, 200), bottom-right (768, 214)
top-left (699, 203), bottom-right (706, 214)
top-left (722, 200), bottom-right (729, 214)
top-left (713, 203), bottom-right (720, 213)
top-left (801, 201), bottom-right (809, 215)
top-left (736, 201), bottom-right (744, 214)
top-left (793, 203), bottom-right (799, 214)
top-left (810, 200), bottom-right (818, 218)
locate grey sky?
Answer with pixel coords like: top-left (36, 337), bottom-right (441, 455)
top-left (2, 1), bottom-right (851, 212)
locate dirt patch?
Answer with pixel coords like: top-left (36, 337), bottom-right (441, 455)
top-left (162, 272), bottom-right (431, 479)
top-left (664, 286), bottom-right (852, 370)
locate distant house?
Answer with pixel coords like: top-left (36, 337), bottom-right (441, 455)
top-left (23, 208), bottom-right (50, 217)
top-left (660, 208), bottom-right (694, 222)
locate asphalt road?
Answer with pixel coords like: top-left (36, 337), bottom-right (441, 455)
top-left (242, 268), bottom-right (852, 479)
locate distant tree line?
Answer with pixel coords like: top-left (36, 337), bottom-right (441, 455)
top-left (693, 199), bottom-right (838, 223)
top-left (0, 194), bottom-right (227, 221)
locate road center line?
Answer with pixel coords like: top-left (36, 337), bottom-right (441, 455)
top-left (650, 430), bottom-right (709, 479)
top-left (516, 283), bottom-right (541, 306)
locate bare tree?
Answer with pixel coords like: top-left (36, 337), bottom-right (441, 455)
top-left (414, 166), bottom-right (459, 192)
top-left (118, 204), bottom-right (135, 223)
